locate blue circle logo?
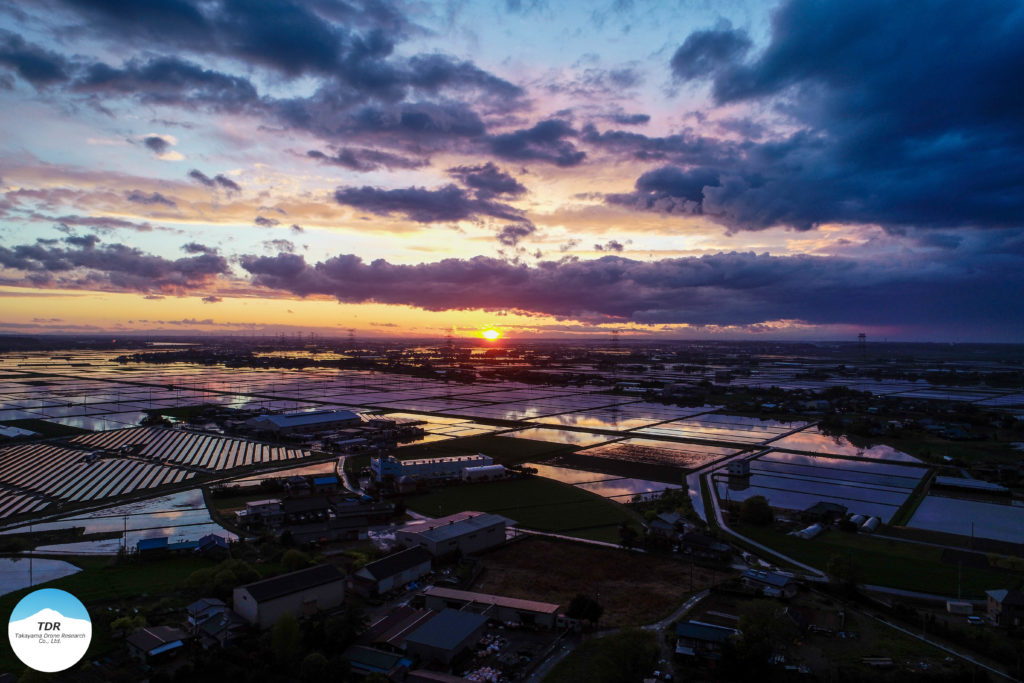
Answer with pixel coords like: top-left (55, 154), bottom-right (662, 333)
top-left (8, 588), bottom-right (92, 672)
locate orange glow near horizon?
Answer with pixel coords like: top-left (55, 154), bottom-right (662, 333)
top-left (481, 328), bottom-right (502, 341)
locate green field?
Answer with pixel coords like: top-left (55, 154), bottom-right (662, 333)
top-left (736, 524), bottom-right (1018, 597)
top-left (0, 555), bottom-right (216, 672)
top-left (544, 629), bottom-right (659, 683)
top-left (404, 476), bottom-right (639, 542)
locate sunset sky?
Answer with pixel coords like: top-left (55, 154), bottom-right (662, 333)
top-left (1, 0), bottom-right (1023, 341)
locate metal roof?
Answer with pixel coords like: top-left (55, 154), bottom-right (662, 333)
top-left (675, 621), bottom-right (736, 643)
top-left (240, 563), bottom-right (344, 603)
top-left (359, 547), bottom-right (432, 581)
top-left (422, 586), bottom-right (560, 614)
top-left (252, 409), bottom-right (361, 428)
top-left (399, 511), bottom-right (508, 543)
top-left (404, 609), bottom-right (488, 651)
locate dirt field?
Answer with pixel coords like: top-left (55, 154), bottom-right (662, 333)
top-left (471, 536), bottom-right (732, 628)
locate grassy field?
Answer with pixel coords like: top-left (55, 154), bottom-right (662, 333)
top-left (403, 476), bottom-right (638, 542)
top-left (0, 555), bottom-right (216, 672)
top-left (736, 524), bottom-right (1018, 597)
top-left (543, 629), bottom-right (659, 683)
top-left (0, 417), bottom-right (90, 437)
top-left (475, 537), bottom-right (730, 628)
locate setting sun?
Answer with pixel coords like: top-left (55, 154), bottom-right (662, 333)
top-left (481, 328), bottom-right (502, 341)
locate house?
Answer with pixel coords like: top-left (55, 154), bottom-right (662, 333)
top-left (678, 532), bottom-right (731, 562)
top-left (727, 459), bottom-right (751, 477)
top-left (743, 569), bottom-right (798, 598)
top-left (420, 587), bottom-right (560, 629)
top-left (403, 609), bottom-right (489, 666)
top-left (195, 610), bottom-right (247, 649)
top-left (802, 501), bottom-right (848, 524)
top-left (187, 598), bottom-right (227, 628)
top-left (282, 496), bottom-right (331, 524)
top-left (986, 589), bottom-right (1024, 628)
top-left (284, 475), bottom-right (312, 497)
top-left (126, 626), bottom-right (190, 664)
top-left (136, 537), bottom-right (200, 555)
top-left (351, 547), bottom-right (433, 598)
top-left (343, 645), bottom-right (411, 677)
top-left (396, 511), bottom-right (509, 557)
top-left (195, 534), bottom-right (231, 559)
top-left (674, 621), bottom-right (736, 660)
top-left (649, 512), bottom-right (684, 538)
top-left (233, 564), bottom-right (345, 629)
top-left (236, 499), bottom-right (283, 527)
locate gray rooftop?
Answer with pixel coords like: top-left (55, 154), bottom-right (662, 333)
top-left (404, 609), bottom-right (488, 651)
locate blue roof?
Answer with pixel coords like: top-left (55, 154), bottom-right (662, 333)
top-left (314, 476), bottom-right (339, 485)
top-left (137, 537), bottom-right (168, 551)
top-left (743, 569), bottom-right (795, 587)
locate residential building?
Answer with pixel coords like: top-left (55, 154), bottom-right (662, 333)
top-left (126, 626), bottom-right (190, 664)
top-left (675, 621), bottom-right (736, 660)
top-left (743, 569), bottom-right (798, 598)
top-left (986, 589), bottom-right (1024, 628)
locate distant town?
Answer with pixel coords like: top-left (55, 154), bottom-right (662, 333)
top-left (1, 336), bottom-right (1023, 682)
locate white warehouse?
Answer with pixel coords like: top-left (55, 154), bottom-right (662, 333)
top-left (370, 454), bottom-right (493, 482)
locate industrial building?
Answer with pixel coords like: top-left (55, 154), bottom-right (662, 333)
top-left (371, 454), bottom-right (493, 482)
top-left (421, 586), bottom-right (561, 629)
top-left (246, 409), bottom-right (363, 434)
top-left (233, 564), bottom-right (345, 629)
top-left (402, 608), bottom-right (489, 666)
top-left (396, 511), bottom-right (509, 557)
top-left (351, 547), bottom-right (433, 598)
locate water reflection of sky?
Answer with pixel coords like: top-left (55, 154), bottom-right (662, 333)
top-left (0, 557), bottom-right (81, 596)
top-left (908, 496), bottom-right (1024, 543)
top-left (635, 414), bottom-right (806, 444)
top-left (528, 411), bottom-right (666, 430)
top-left (711, 451), bottom-right (924, 522)
top-left (2, 489), bottom-right (236, 555)
top-left (231, 461), bottom-right (338, 485)
top-left (522, 462), bottom-right (617, 484)
top-left (580, 438), bottom-right (737, 469)
top-left (770, 429), bottom-right (921, 462)
top-left (498, 428), bottom-right (614, 447)
top-left (522, 461), bottom-right (680, 500)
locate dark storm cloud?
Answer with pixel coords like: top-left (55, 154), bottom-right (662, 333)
top-left (74, 57), bottom-right (258, 110)
top-left (581, 124), bottom-right (742, 166)
top-left (306, 147), bottom-right (428, 172)
top-left (213, 174), bottom-right (241, 192)
top-left (670, 24), bottom-right (752, 82)
top-left (594, 240), bottom-right (624, 252)
top-left (238, 249), bottom-right (1024, 334)
top-left (334, 184), bottom-right (527, 224)
top-left (254, 216), bottom-right (280, 227)
top-left (182, 242), bottom-right (217, 254)
top-left (0, 236), bottom-right (230, 293)
top-left (606, 166), bottom-right (721, 214)
top-left (496, 223), bottom-right (536, 247)
top-left (606, 113), bottom-right (649, 126)
top-left (188, 170), bottom-right (242, 192)
top-left (659, 0), bottom-right (1024, 232)
top-left (188, 169), bottom-right (215, 187)
top-left (143, 136), bottom-right (170, 154)
top-left (489, 119), bottom-right (586, 167)
top-left (125, 190), bottom-right (177, 207)
top-left (446, 163), bottom-right (525, 200)
top-left (0, 30), bottom-right (71, 86)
